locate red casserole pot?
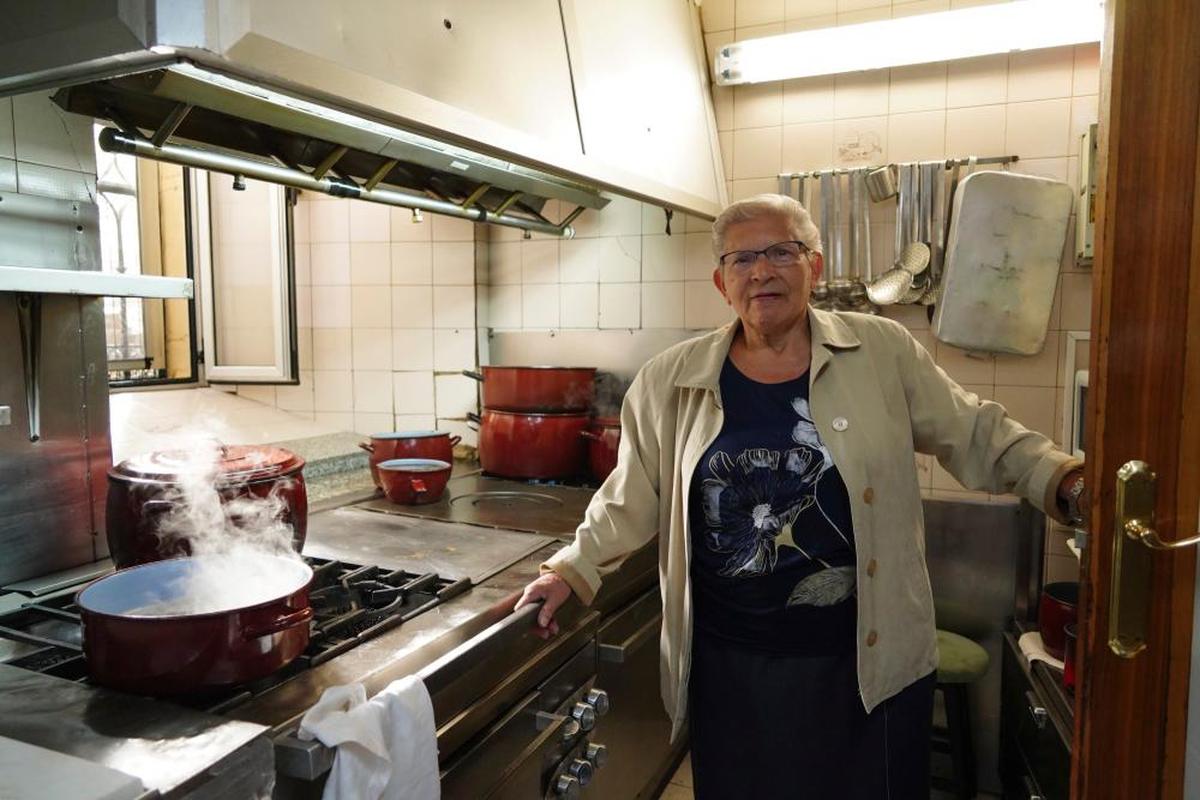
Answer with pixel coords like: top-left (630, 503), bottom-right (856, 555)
top-left (1038, 581), bottom-right (1079, 660)
top-left (359, 430), bottom-right (461, 488)
top-left (77, 554), bottom-right (313, 694)
top-left (471, 409), bottom-right (589, 480)
top-left (106, 446), bottom-right (307, 569)
top-left (580, 416), bottom-right (621, 483)
top-left (463, 366), bottom-right (597, 412)
top-left (378, 458), bottom-right (452, 505)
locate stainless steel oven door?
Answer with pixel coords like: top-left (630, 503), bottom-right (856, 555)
top-left (587, 587), bottom-right (685, 798)
top-left (441, 639), bottom-right (612, 799)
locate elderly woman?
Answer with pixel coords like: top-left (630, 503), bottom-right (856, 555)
top-left (515, 193), bottom-right (1085, 798)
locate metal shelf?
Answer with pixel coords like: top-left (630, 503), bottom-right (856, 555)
top-left (0, 266), bottom-right (193, 299)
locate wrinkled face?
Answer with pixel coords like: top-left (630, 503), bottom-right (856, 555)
top-left (712, 214), bottom-right (823, 336)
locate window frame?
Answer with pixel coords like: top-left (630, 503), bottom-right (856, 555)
top-left (190, 171), bottom-right (299, 385)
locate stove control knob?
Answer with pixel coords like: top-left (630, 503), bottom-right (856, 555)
top-left (571, 702), bottom-right (596, 732)
top-left (561, 717), bottom-right (581, 742)
top-left (568, 758), bottom-right (594, 786)
top-left (585, 688), bottom-right (610, 716)
top-left (554, 773), bottom-right (581, 799)
top-left (585, 742), bottom-right (609, 769)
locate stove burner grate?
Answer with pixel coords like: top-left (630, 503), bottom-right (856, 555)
top-left (0, 556), bottom-right (470, 714)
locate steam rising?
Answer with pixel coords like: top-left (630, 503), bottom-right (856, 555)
top-left (153, 437), bottom-right (298, 558)
top-left (129, 434), bottom-right (307, 616)
top-left (592, 371), bottom-right (632, 418)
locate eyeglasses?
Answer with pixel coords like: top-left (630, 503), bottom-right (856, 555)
top-left (718, 240), bottom-right (812, 270)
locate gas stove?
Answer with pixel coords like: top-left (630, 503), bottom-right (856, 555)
top-left (0, 556), bottom-right (470, 715)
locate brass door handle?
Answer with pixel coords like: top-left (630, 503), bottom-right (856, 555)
top-left (1125, 519), bottom-right (1200, 550)
top-left (1108, 460), bottom-right (1200, 657)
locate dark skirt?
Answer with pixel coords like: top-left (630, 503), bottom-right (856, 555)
top-left (688, 636), bottom-right (935, 800)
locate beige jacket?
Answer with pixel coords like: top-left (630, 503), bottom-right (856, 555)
top-left (544, 308), bottom-right (1080, 741)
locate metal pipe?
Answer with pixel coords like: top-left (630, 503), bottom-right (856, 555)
top-left (777, 154), bottom-right (1019, 182)
top-left (98, 128), bottom-right (575, 238)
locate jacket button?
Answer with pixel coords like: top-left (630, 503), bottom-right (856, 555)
top-left (832, 417), bottom-right (849, 432)
top-left (867, 559), bottom-right (877, 577)
top-left (866, 630), bottom-right (878, 647)
top-left (863, 487), bottom-right (875, 504)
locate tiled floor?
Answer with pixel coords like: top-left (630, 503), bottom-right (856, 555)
top-left (657, 753), bottom-right (692, 799)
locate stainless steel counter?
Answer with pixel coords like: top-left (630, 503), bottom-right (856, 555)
top-left (359, 472), bottom-right (597, 539)
top-left (0, 665), bottom-right (272, 798)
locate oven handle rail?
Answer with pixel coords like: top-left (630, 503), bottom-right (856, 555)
top-left (597, 612), bottom-right (662, 664)
top-left (273, 603), bottom-right (544, 781)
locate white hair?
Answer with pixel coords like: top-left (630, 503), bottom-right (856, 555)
top-left (710, 193), bottom-right (822, 263)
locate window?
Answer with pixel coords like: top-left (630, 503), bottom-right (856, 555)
top-left (93, 125), bottom-right (297, 387)
top-left (192, 172), bottom-right (297, 383)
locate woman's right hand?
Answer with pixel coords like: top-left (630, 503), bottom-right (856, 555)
top-left (514, 572), bottom-right (575, 639)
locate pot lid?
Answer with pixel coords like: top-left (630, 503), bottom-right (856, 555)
top-left (370, 430), bottom-right (447, 439)
top-left (111, 445), bottom-right (304, 484)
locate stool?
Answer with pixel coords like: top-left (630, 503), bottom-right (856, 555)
top-left (931, 629), bottom-right (990, 799)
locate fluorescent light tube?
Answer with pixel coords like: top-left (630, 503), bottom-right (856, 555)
top-left (714, 0), bottom-right (1103, 85)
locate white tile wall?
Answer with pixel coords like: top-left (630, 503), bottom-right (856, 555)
top-left (394, 371), bottom-right (436, 414)
top-left (560, 283), bottom-right (599, 329)
top-left (599, 283), bottom-right (641, 329)
top-left (433, 328), bottom-right (476, 371)
top-left (392, 242), bottom-right (433, 284)
top-left (393, 329), bottom-right (435, 371)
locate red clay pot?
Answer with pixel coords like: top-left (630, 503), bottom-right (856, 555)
top-left (359, 431), bottom-right (461, 488)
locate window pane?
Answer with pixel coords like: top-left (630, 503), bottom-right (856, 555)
top-left (208, 174), bottom-right (281, 367)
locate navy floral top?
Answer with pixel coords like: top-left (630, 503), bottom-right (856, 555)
top-left (689, 358), bottom-right (858, 654)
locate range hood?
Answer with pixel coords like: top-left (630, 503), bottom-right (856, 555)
top-left (55, 62), bottom-right (606, 237)
top-left (0, 3), bottom-right (627, 238)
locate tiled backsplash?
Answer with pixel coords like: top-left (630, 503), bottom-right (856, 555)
top-left (0, 92), bottom-right (97, 201)
top-left (237, 195), bottom-right (485, 446)
top-left (483, 198), bottom-right (736, 332)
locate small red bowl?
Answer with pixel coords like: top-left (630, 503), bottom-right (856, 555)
top-left (377, 459), bottom-right (451, 505)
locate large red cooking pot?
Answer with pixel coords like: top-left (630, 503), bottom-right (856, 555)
top-left (1038, 581), bottom-right (1079, 660)
top-left (106, 446), bottom-right (307, 569)
top-left (471, 409), bottom-right (589, 480)
top-left (77, 554), bottom-right (313, 694)
top-left (463, 366), bottom-right (597, 412)
top-left (359, 430), bottom-right (461, 488)
top-left (580, 416), bottom-right (621, 483)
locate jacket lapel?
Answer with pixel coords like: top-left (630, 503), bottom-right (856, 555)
top-left (808, 307), bottom-right (862, 382)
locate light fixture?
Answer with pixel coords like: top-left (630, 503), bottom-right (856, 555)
top-left (714, 0), bottom-right (1103, 86)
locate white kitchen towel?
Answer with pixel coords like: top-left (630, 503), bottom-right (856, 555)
top-left (298, 676), bottom-right (440, 800)
top-left (1018, 631), bottom-right (1065, 670)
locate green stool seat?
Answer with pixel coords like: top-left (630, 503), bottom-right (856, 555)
top-left (932, 630), bottom-right (990, 799)
top-left (936, 629), bottom-right (990, 684)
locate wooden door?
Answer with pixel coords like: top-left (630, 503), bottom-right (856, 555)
top-left (1074, 0), bottom-right (1200, 796)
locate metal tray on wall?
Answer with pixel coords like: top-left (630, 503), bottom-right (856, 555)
top-left (932, 171), bottom-right (1074, 355)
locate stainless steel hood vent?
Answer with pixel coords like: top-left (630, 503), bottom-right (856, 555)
top-left (52, 61), bottom-right (608, 237)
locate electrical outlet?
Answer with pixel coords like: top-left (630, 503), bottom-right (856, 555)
top-left (0, 406), bottom-right (10, 426)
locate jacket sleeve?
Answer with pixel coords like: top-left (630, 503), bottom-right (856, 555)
top-left (540, 369), bottom-right (664, 605)
top-left (896, 326), bottom-right (1082, 522)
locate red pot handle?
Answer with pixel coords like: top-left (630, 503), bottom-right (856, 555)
top-left (448, 435), bottom-right (462, 448)
top-left (358, 441), bottom-right (375, 454)
top-left (411, 478), bottom-right (428, 495)
top-left (579, 430), bottom-right (602, 441)
top-left (242, 606), bottom-right (314, 640)
top-left (462, 370), bottom-right (484, 382)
